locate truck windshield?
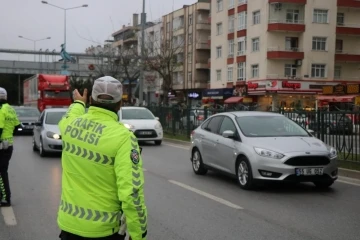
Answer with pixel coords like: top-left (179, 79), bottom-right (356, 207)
top-left (44, 91), bottom-right (70, 98)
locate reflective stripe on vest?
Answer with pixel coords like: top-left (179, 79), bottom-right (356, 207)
top-left (62, 141), bottom-right (115, 165)
top-left (60, 200), bottom-right (121, 223)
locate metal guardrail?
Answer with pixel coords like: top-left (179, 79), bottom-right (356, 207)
top-left (148, 106), bottom-right (360, 164)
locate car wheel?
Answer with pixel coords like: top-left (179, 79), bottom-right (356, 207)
top-left (39, 139), bottom-right (46, 157)
top-left (191, 149), bottom-right (207, 175)
top-left (154, 140), bottom-right (162, 145)
top-left (32, 136), bottom-right (38, 152)
top-left (313, 180), bottom-right (334, 189)
top-left (236, 157), bottom-right (255, 190)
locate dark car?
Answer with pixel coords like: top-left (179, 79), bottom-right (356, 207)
top-left (13, 106), bottom-right (40, 134)
top-left (308, 113), bottom-right (353, 135)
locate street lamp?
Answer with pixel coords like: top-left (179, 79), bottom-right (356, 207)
top-left (41, 1), bottom-right (88, 52)
top-left (18, 36), bottom-right (51, 61)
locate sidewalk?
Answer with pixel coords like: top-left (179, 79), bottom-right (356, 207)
top-left (164, 138), bottom-right (360, 181)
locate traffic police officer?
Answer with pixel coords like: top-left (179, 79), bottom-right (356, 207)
top-left (57, 77), bottom-right (147, 240)
top-left (0, 87), bottom-right (21, 207)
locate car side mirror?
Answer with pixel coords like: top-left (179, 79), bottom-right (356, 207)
top-left (222, 130), bottom-right (236, 139)
top-left (35, 121), bottom-right (42, 126)
top-left (155, 117), bottom-right (159, 121)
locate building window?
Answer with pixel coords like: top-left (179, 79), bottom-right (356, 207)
top-left (227, 67), bottom-right (233, 82)
top-left (216, 22), bottom-right (223, 35)
top-left (217, 0), bottom-right (223, 12)
top-left (188, 72), bottom-right (192, 81)
top-left (216, 70), bottom-right (222, 81)
top-left (228, 39), bottom-right (234, 56)
top-left (237, 62), bottom-right (246, 81)
top-left (312, 37), bottom-right (327, 51)
top-left (313, 9), bottom-right (328, 24)
top-left (337, 13), bottom-right (344, 25)
top-left (336, 39), bottom-right (343, 53)
top-left (286, 9), bottom-right (300, 23)
top-left (188, 53), bottom-right (192, 63)
top-left (228, 15), bottom-right (235, 33)
top-left (188, 14), bottom-right (193, 25)
top-left (188, 33), bottom-right (192, 43)
top-left (284, 64), bottom-right (297, 77)
top-left (216, 46), bottom-right (222, 58)
top-left (237, 37), bottom-right (246, 55)
top-left (252, 37), bottom-right (259, 52)
top-left (238, 12), bottom-right (247, 30)
top-left (311, 64), bottom-right (326, 78)
top-left (229, 0), bottom-right (234, 9)
top-left (285, 37), bottom-right (299, 51)
top-left (166, 22), bottom-right (170, 32)
top-left (251, 64), bottom-right (259, 78)
top-left (334, 66), bottom-right (341, 79)
top-left (252, 10), bottom-right (260, 25)
top-left (238, 0), bottom-right (247, 5)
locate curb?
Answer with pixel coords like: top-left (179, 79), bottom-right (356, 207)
top-left (163, 138), bottom-right (360, 180)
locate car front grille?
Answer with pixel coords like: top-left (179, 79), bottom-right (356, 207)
top-left (134, 129), bottom-right (158, 138)
top-left (285, 156), bottom-right (330, 166)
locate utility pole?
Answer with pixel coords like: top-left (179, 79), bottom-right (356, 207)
top-left (139, 0), bottom-right (146, 106)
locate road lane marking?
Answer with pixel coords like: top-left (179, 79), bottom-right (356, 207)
top-left (163, 143), bottom-right (190, 150)
top-left (168, 180), bottom-right (243, 210)
top-left (1, 206), bottom-right (17, 226)
top-left (337, 176), bottom-right (360, 187)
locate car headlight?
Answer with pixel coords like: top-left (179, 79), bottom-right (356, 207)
top-left (124, 123), bottom-right (135, 129)
top-left (46, 131), bottom-right (61, 139)
top-left (327, 146), bottom-right (337, 159)
top-left (155, 122), bottom-right (162, 129)
top-left (254, 147), bottom-right (284, 159)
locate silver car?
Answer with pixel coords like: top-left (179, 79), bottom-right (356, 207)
top-left (190, 111), bottom-right (338, 190)
top-left (32, 108), bottom-right (68, 157)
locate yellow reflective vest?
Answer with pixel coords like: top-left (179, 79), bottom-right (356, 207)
top-left (57, 101), bottom-right (147, 239)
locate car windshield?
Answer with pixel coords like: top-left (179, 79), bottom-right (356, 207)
top-left (14, 108), bottom-right (40, 117)
top-left (236, 116), bottom-right (310, 137)
top-left (122, 109), bottom-right (155, 120)
top-left (45, 112), bottom-right (66, 125)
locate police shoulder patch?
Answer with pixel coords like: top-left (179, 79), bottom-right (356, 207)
top-left (130, 149), bottom-right (140, 164)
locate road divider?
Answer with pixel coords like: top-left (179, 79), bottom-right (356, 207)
top-left (168, 180), bottom-right (243, 210)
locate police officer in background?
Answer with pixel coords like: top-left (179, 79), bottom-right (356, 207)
top-left (0, 87), bottom-right (21, 207)
top-left (58, 76), bottom-right (147, 240)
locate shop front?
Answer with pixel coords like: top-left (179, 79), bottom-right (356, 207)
top-left (185, 89), bottom-right (203, 107)
top-left (318, 84), bottom-right (360, 111)
top-left (246, 80), bottom-right (343, 111)
top-left (201, 88), bottom-right (233, 106)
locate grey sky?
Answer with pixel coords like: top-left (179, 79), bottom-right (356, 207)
top-left (0, 0), bottom-right (196, 60)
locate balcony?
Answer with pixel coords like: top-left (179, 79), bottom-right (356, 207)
top-left (267, 47), bottom-right (304, 59)
top-left (335, 51), bottom-right (360, 62)
top-left (208, 58), bottom-right (211, 68)
top-left (196, 21), bottom-right (211, 31)
top-left (267, 74), bottom-right (302, 80)
top-left (195, 62), bottom-right (208, 69)
top-left (336, 24), bottom-right (360, 35)
top-left (269, 0), bottom-right (306, 3)
top-left (237, 0), bottom-right (247, 12)
top-left (196, 42), bottom-right (210, 50)
top-left (194, 82), bottom-right (208, 89)
top-left (268, 19), bottom-right (305, 32)
top-left (337, 0), bottom-right (360, 8)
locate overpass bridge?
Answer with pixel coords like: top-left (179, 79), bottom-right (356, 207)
top-left (0, 48), bottom-right (109, 76)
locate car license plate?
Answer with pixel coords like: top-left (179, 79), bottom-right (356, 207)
top-left (25, 125), bottom-right (33, 129)
top-left (140, 131), bottom-right (152, 135)
top-left (295, 168), bottom-right (324, 176)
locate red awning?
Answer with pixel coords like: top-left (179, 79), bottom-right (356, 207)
top-left (224, 97), bottom-right (243, 104)
top-left (317, 95), bottom-right (358, 102)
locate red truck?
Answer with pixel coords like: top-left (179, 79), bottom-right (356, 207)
top-left (23, 74), bottom-right (72, 112)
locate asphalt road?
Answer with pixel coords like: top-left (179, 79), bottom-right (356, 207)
top-left (1, 136), bottom-right (360, 240)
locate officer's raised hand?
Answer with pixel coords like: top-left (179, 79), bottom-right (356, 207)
top-left (73, 89), bottom-right (88, 104)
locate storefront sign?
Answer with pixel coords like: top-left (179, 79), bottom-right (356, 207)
top-left (355, 96), bottom-right (360, 106)
top-left (282, 81), bottom-right (301, 89)
top-left (203, 88), bottom-right (233, 97)
top-left (247, 82), bottom-right (259, 89)
top-left (188, 92), bottom-right (201, 99)
top-left (346, 84), bottom-right (360, 94)
top-left (322, 85), bottom-right (334, 95)
top-left (333, 84), bottom-right (346, 95)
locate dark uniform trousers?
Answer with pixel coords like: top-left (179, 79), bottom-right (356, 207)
top-left (59, 231), bottom-right (126, 240)
top-left (0, 146), bottom-right (13, 202)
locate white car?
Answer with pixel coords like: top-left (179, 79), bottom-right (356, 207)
top-left (118, 106), bottom-right (163, 145)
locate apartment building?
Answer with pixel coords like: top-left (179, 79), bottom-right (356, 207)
top-left (209, 0), bottom-right (360, 111)
top-left (162, 0), bottom-right (211, 105)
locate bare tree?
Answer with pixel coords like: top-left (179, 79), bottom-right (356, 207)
top-left (143, 30), bottom-right (187, 104)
